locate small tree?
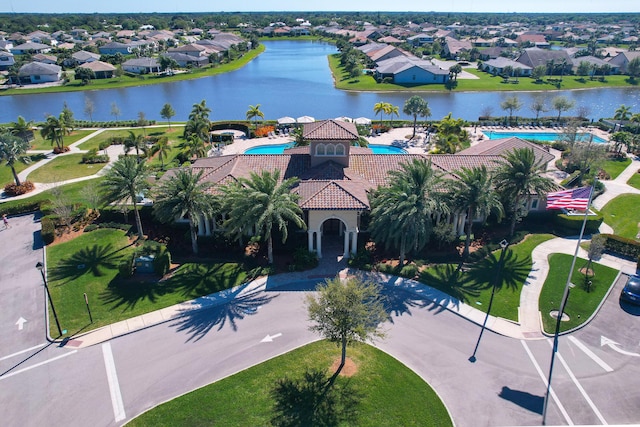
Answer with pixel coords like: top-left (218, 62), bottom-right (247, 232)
top-left (84, 98), bottom-right (95, 122)
top-left (529, 96), bottom-right (548, 122)
top-left (306, 276), bottom-right (387, 376)
top-left (75, 67), bottom-right (95, 84)
top-left (531, 65), bottom-right (546, 82)
top-left (110, 102), bottom-right (121, 122)
top-left (160, 103), bottom-right (175, 129)
top-left (583, 234), bottom-right (606, 291)
top-left (500, 95), bottom-right (523, 123)
top-left (402, 95), bottom-right (431, 139)
top-left (551, 96), bottom-right (575, 122)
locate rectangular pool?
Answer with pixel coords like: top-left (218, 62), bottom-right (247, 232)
top-left (483, 131), bottom-right (606, 143)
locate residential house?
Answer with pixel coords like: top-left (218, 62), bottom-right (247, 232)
top-left (164, 52), bottom-right (209, 68)
top-left (407, 34), bottom-right (434, 47)
top-left (167, 43), bottom-right (208, 57)
top-left (175, 120), bottom-right (553, 259)
top-left (443, 37), bottom-right (472, 59)
top-left (516, 34), bottom-right (550, 48)
top-left (18, 62), bottom-right (62, 84)
top-left (572, 56), bottom-right (618, 74)
top-left (32, 53), bottom-right (58, 64)
top-left (607, 51), bottom-right (640, 74)
top-left (0, 51), bottom-right (15, 70)
top-left (69, 28), bottom-right (89, 39)
top-left (78, 61), bottom-right (117, 79)
top-left (375, 57), bottom-right (450, 84)
top-left (515, 48), bottom-right (572, 74)
top-left (99, 41), bottom-right (132, 55)
top-left (122, 57), bottom-right (160, 74)
top-left (481, 57), bottom-right (532, 76)
top-left (11, 42), bottom-right (51, 55)
top-left (69, 50), bottom-right (101, 66)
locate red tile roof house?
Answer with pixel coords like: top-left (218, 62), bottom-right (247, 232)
top-left (174, 120), bottom-right (553, 259)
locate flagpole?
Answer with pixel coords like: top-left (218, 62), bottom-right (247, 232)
top-left (541, 182), bottom-right (596, 425)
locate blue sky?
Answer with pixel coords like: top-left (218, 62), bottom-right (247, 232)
top-left (1, 0), bottom-right (637, 14)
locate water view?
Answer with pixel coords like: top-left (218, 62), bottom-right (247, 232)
top-left (484, 131), bottom-right (606, 143)
top-left (1, 40), bottom-right (639, 123)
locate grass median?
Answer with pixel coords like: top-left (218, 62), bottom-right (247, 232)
top-left (127, 340), bottom-right (453, 427)
top-left (600, 194), bottom-right (640, 239)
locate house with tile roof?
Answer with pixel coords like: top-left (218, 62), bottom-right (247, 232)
top-left (177, 120), bottom-right (553, 259)
top-left (17, 62), bottom-right (62, 84)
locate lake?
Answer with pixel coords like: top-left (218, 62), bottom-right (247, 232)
top-left (1, 40), bottom-right (639, 123)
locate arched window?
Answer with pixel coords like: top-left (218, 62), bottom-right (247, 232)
top-left (335, 144), bottom-right (345, 155)
top-left (316, 143), bottom-right (325, 155)
top-left (326, 144), bottom-right (335, 155)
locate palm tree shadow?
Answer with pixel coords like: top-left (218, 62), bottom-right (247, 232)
top-left (467, 250), bottom-right (532, 293)
top-left (171, 287), bottom-right (277, 342)
top-left (417, 264), bottom-right (486, 305)
top-left (49, 243), bottom-right (130, 285)
top-left (270, 368), bottom-right (362, 426)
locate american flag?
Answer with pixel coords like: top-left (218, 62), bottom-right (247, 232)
top-left (546, 186), bottom-right (592, 210)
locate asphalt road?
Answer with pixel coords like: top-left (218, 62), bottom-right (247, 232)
top-left (2, 213), bottom-right (640, 426)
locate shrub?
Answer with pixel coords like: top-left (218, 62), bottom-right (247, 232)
top-left (4, 181), bottom-right (35, 196)
top-left (0, 200), bottom-right (42, 216)
top-left (553, 212), bottom-right (603, 234)
top-left (82, 148), bottom-right (109, 164)
top-left (288, 248), bottom-right (318, 271)
top-left (254, 125), bottom-right (275, 138)
top-left (153, 248), bottom-right (172, 277)
top-left (600, 234), bottom-right (640, 259)
top-left (41, 216), bottom-right (55, 245)
top-left (400, 263), bottom-right (419, 279)
top-left (118, 255), bottom-right (134, 278)
top-left (84, 224), bottom-right (99, 232)
top-left (52, 146), bottom-right (71, 154)
top-left (98, 140), bottom-right (111, 150)
top-left (347, 248), bottom-right (374, 270)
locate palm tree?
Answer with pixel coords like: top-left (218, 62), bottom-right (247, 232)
top-left (188, 99), bottom-right (211, 123)
top-left (369, 158), bottom-right (447, 266)
top-left (152, 137), bottom-right (172, 170)
top-left (100, 156), bottom-right (150, 240)
top-left (614, 104), bottom-right (632, 121)
top-left (40, 114), bottom-right (71, 151)
top-left (179, 134), bottom-right (207, 160)
top-left (403, 96), bottom-right (431, 138)
top-left (0, 131), bottom-right (31, 186)
top-left (373, 101), bottom-right (388, 125)
top-left (183, 118), bottom-right (210, 145)
top-left (9, 116), bottom-right (35, 142)
top-left (160, 103), bottom-right (175, 129)
top-left (493, 148), bottom-right (555, 237)
top-left (153, 168), bottom-right (216, 254)
top-left (245, 104), bottom-right (264, 130)
top-left (221, 169), bottom-right (306, 264)
top-left (387, 104), bottom-right (399, 126)
top-left (447, 166), bottom-right (503, 257)
top-left (124, 131), bottom-right (147, 162)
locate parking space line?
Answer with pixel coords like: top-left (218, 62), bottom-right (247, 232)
top-left (521, 340), bottom-right (573, 425)
top-left (568, 336), bottom-right (613, 372)
top-left (0, 350), bottom-right (77, 381)
top-left (0, 344), bottom-right (46, 362)
top-left (549, 340), bottom-right (608, 425)
top-left (102, 343), bottom-right (126, 423)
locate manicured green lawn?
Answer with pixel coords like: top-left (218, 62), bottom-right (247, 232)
top-left (601, 156), bottom-right (631, 180)
top-left (600, 194), bottom-right (640, 239)
top-left (419, 234), bottom-right (555, 321)
top-left (26, 153), bottom-right (107, 183)
top-left (127, 340), bottom-right (453, 427)
top-left (1, 46), bottom-right (264, 96)
top-left (627, 169), bottom-right (640, 190)
top-left (77, 126), bottom-right (181, 151)
top-left (46, 229), bottom-right (255, 337)
top-left (0, 154), bottom-right (46, 186)
top-left (0, 178), bottom-right (102, 214)
top-left (29, 129), bottom-right (95, 150)
top-left (539, 253), bottom-right (618, 334)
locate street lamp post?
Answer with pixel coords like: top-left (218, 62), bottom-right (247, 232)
top-left (469, 239), bottom-right (509, 363)
top-left (36, 261), bottom-right (63, 337)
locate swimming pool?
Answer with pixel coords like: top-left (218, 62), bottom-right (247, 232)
top-left (483, 131), bottom-right (606, 143)
top-left (244, 143), bottom-right (407, 154)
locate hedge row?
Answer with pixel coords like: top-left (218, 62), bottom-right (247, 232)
top-left (553, 212), bottom-right (603, 234)
top-left (600, 233), bottom-right (640, 259)
top-left (41, 216), bottom-right (55, 245)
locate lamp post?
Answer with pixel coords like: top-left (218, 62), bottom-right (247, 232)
top-left (36, 261), bottom-right (63, 337)
top-left (469, 239), bottom-right (509, 362)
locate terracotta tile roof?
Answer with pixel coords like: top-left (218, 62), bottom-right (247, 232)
top-left (303, 120), bottom-right (359, 140)
top-left (457, 137), bottom-right (555, 165)
top-left (298, 181), bottom-right (369, 210)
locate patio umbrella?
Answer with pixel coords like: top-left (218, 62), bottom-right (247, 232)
top-left (277, 116), bottom-right (296, 125)
top-left (354, 117), bottom-right (372, 125)
top-left (296, 115), bottom-right (315, 123)
top-left (334, 116), bottom-right (353, 122)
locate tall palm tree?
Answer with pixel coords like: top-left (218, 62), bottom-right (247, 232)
top-left (153, 168), bottom-right (215, 254)
top-left (221, 169), bottom-right (306, 264)
top-left (245, 104), bottom-right (264, 130)
top-left (447, 165), bottom-right (504, 257)
top-left (152, 137), bottom-right (171, 170)
top-left (614, 104), bottom-right (632, 121)
top-left (0, 131), bottom-right (31, 186)
top-left (179, 134), bottom-right (207, 160)
top-left (40, 114), bottom-right (71, 151)
top-left (373, 101), bottom-right (388, 124)
top-left (9, 116), bottom-right (35, 142)
top-left (188, 99), bottom-right (211, 122)
top-left (100, 156), bottom-right (150, 240)
top-left (369, 158), bottom-right (447, 266)
top-left (387, 104), bottom-right (399, 126)
top-left (124, 131), bottom-right (147, 161)
top-left (403, 96), bottom-right (431, 139)
top-left (493, 148), bottom-right (555, 237)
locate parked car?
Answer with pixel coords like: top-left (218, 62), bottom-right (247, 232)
top-left (620, 275), bottom-right (640, 306)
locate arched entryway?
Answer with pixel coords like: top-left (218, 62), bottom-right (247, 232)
top-left (306, 211), bottom-right (359, 259)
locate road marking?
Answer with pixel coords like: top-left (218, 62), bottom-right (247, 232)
top-left (520, 340), bottom-right (573, 425)
top-left (568, 336), bottom-right (613, 372)
top-left (261, 333), bottom-right (282, 343)
top-left (102, 343), bottom-right (126, 423)
top-left (0, 343), bottom-right (46, 362)
top-left (15, 317), bottom-right (27, 330)
top-left (0, 350), bottom-right (77, 381)
top-left (549, 340), bottom-right (608, 425)
top-left (601, 336), bottom-right (640, 357)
